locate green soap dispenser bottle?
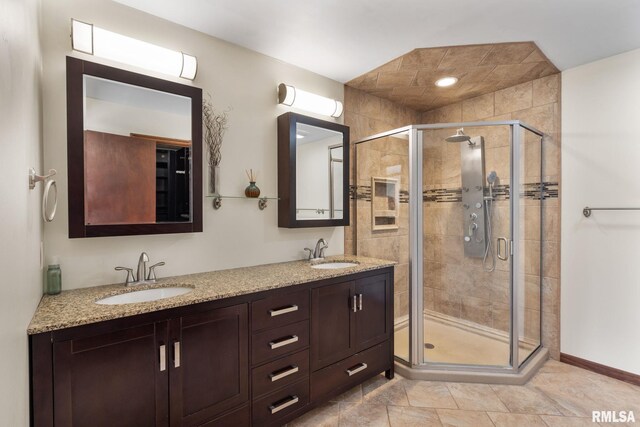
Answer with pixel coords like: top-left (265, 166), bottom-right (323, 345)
top-left (45, 256), bottom-right (62, 295)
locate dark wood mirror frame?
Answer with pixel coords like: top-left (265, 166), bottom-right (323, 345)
top-left (66, 56), bottom-right (203, 238)
top-left (277, 112), bottom-right (350, 228)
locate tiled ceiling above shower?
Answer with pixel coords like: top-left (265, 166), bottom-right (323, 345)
top-left (346, 42), bottom-right (559, 112)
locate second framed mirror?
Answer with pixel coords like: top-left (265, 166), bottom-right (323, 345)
top-left (277, 112), bottom-right (350, 228)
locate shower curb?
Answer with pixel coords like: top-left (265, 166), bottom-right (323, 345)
top-left (394, 347), bottom-right (549, 385)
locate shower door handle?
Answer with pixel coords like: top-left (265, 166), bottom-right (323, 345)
top-left (497, 237), bottom-right (509, 261)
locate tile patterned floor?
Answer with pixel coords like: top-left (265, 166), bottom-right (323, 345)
top-left (286, 360), bottom-right (640, 426)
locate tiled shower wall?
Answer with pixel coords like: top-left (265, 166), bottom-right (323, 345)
top-left (344, 86), bottom-right (419, 325)
top-left (421, 74), bottom-right (561, 358)
top-left (344, 74), bottom-right (561, 359)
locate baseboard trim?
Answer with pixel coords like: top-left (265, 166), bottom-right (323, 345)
top-left (560, 353), bottom-right (640, 386)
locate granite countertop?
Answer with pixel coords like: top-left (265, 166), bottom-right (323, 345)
top-left (27, 255), bottom-right (395, 335)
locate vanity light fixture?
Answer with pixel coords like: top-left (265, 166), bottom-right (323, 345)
top-left (278, 83), bottom-right (343, 118)
top-left (435, 76), bottom-right (458, 87)
top-left (71, 19), bottom-right (197, 80)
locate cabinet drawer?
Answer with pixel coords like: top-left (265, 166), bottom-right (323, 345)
top-left (252, 320), bottom-right (309, 365)
top-left (311, 341), bottom-right (390, 401)
top-left (252, 289), bottom-right (309, 331)
top-left (252, 349), bottom-right (309, 398)
top-left (252, 378), bottom-right (309, 426)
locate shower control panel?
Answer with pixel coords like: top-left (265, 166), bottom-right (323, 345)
top-left (460, 136), bottom-right (488, 258)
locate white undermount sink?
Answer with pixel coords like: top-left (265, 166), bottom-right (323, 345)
top-left (311, 262), bottom-right (359, 270)
top-left (95, 287), bottom-right (193, 305)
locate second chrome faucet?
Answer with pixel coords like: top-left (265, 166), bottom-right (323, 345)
top-left (115, 252), bottom-right (165, 286)
top-left (304, 238), bottom-right (328, 261)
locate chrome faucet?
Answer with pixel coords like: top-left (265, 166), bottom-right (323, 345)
top-left (304, 238), bottom-right (328, 261)
top-left (137, 252), bottom-right (149, 284)
top-left (115, 252), bottom-right (165, 286)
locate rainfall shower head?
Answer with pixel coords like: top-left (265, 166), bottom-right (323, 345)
top-left (446, 128), bottom-right (473, 144)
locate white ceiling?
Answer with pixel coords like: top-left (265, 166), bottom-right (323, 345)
top-left (114, 0), bottom-right (640, 83)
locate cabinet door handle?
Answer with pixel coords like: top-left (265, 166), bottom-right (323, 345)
top-left (269, 304), bottom-right (298, 317)
top-left (159, 344), bottom-right (166, 372)
top-left (352, 295), bottom-right (357, 312)
top-left (269, 365), bottom-right (299, 382)
top-left (346, 362), bottom-right (368, 376)
top-left (269, 395), bottom-right (299, 414)
top-left (269, 335), bottom-right (298, 349)
top-left (173, 341), bottom-right (181, 368)
top-left (358, 293), bottom-right (363, 311)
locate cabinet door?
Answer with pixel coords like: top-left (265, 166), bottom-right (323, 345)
top-left (169, 304), bottom-right (249, 426)
top-left (355, 273), bottom-right (392, 352)
top-left (310, 281), bottom-right (356, 371)
top-left (53, 322), bottom-right (169, 427)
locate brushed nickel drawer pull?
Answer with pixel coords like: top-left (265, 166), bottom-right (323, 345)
top-left (173, 341), bottom-right (181, 368)
top-left (352, 295), bottom-right (357, 312)
top-left (159, 344), bottom-right (166, 372)
top-left (269, 304), bottom-right (299, 317)
top-left (346, 362), bottom-right (368, 376)
top-left (358, 293), bottom-right (363, 311)
top-left (269, 395), bottom-right (299, 414)
top-left (269, 365), bottom-right (299, 382)
top-left (269, 335), bottom-right (299, 349)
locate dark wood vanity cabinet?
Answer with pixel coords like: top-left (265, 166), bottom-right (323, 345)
top-left (309, 274), bottom-right (393, 402)
top-left (52, 322), bottom-right (170, 426)
top-left (354, 274), bottom-right (392, 352)
top-left (310, 281), bottom-right (357, 370)
top-left (30, 267), bottom-right (393, 426)
top-left (32, 303), bottom-right (250, 427)
top-left (311, 275), bottom-right (392, 370)
top-left (169, 305), bottom-right (249, 426)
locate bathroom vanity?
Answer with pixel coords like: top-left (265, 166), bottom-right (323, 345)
top-left (28, 256), bottom-right (394, 426)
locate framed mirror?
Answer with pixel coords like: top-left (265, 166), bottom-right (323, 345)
top-left (66, 57), bottom-right (202, 238)
top-left (277, 112), bottom-right (349, 228)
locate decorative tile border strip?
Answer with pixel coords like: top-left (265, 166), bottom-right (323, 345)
top-left (350, 185), bottom-right (410, 203)
top-left (351, 182), bottom-right (558, 203)
top-left (523, 182), bottom-right (558, 200)
top-left (350, 184), bottom-right (370, 201)
top-left (423, 182), bottom-right (558, 203)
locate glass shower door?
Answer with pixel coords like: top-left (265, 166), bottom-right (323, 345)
top-left (354, 130), bottom-right (411, 364)
top-left (420, 125), bottom-right (513, 368)
top-left (515, 125), bottom-right (544, 365)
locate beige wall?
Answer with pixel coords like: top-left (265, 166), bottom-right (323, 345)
top-left (0, 0), bottom-right (44, 423)
top-left (41, 0), bottom-right (345, 289)
top-left (344, 86), bottom-right (420, 321)
top-left (562, 48), bottom-right (640, 374)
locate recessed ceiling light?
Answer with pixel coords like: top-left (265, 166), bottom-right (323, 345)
top-left (435, 77), bottom-right (458, 87)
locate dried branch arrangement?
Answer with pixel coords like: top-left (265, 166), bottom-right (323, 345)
top-left (203, 93), bottom-right (228, 167)
top-left (245, 169), bottom-right (258, 182)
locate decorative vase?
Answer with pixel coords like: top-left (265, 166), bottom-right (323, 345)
top-left (245, 181), bottom-right (260, 198)
top-left (210, 165), bottom-right (220, 195)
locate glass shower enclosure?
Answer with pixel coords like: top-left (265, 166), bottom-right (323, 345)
top-left (354, 121), bottom-right (546, 377)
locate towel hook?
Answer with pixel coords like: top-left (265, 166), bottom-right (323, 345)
top-left (29, 168), bottom-right (57, 190)
top-left (29, 168), bottom-right (58, 222)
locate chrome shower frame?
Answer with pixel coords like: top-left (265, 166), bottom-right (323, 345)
top-left (354, 120), bottom-right (546, 382)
